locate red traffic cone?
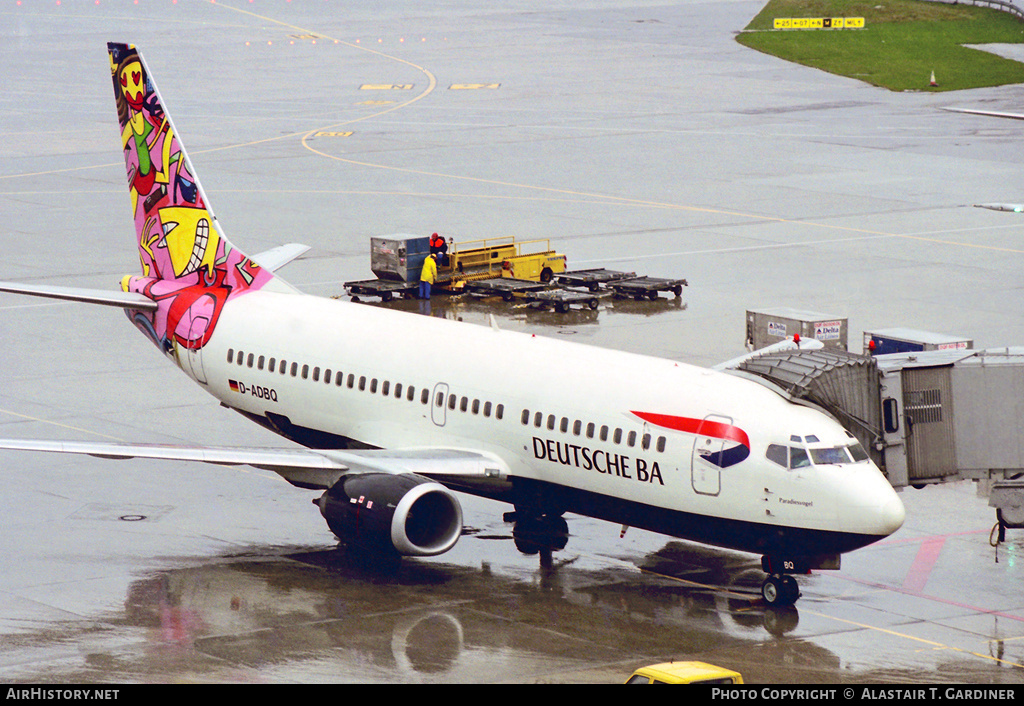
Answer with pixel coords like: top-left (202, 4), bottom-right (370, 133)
top-left (930, 70), bottom-right (938, 87)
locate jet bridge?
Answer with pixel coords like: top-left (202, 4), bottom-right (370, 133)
top-left (728, 346), bottom-right (1024, 531)
top-left (730, 347), bottom-right (881, 464)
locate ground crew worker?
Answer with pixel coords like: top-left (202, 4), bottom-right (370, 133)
top-left (419, 252), bottom-right (437, 299)
top-left (437, 236), bottom-right (449, 266)
top-left (430, 232), bottom-right (449, 266)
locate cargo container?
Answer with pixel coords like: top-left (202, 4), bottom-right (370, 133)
top-left (864, 328), bottom-right (973, 356)
top-left (746, 307), bottom-right (847, 351)
top-left (370, 235), bottom-right (431, 282)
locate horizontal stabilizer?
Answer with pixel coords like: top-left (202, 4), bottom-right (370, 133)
top-left (0, 281), bottom-right (157, 311)
top-left (0, 438), bottom-right (508, 491)
top-left (250, 243), bottom-right (311, 272)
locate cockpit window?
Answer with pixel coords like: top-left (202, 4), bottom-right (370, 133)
top-left (767, 440), bottom-right (868, 469)
top-left (791, 447), bottom-right (811, 469)
top-left (766, 444), bottom-right (788, 467)
top-left (765, 444), bottom-right (811, 470)
top-left (809, 447), bottom-right (850, 465)
top-left (848, 441), bottom-right (869, 462)
top-left (810, 443), bottom-right (870, 466)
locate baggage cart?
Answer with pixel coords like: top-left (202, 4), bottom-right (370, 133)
top-left (345, 279), bottom-right (417, 302)
top-left (556, 268), bottom-right (638, 292)
top-left (609, 276), bottom-right (688, 300)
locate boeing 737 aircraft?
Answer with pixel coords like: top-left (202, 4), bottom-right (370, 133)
top-left (0, 43), bottom-right (905, 607)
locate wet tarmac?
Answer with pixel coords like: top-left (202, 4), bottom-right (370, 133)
top-left (3, 0), bottom-right (1024, 684)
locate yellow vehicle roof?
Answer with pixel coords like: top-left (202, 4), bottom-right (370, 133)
top-left (628, 661), bottom-right (744, 684)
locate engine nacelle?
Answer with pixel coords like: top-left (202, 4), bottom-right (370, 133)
top-left (315, 473), bottom-right (463, 556)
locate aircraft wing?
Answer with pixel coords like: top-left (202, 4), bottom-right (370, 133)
top-left (0, 281), bottom-right (158, 311)
top-left (250, 243), bottom-right (311, 272)
top-left (943, 107), bottom-right (1024, 121)
top-left (0, 438), bottom-right (509, 491)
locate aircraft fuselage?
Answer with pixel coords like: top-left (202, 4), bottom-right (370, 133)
top-left (166, 288), bottom-right (904, 561)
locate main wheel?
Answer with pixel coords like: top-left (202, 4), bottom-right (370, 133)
top-left (512, 514), bottom-right (569, 554)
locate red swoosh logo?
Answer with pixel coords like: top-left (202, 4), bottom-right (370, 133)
top-left (631, 411), bottom-right (750, 449)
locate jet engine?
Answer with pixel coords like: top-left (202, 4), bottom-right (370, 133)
top-left (315, 473), bottom-right (463, 556)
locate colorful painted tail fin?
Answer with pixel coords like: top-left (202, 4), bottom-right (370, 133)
top-left (109, 43), bottom-right (295, 376)
top-left (107, 42), bottom-right (279, 294)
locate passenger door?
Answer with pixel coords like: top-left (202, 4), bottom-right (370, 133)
top-left (431, 382), bottom-right (449, 427)
top-left (691, 414), bottom-right (732, 496)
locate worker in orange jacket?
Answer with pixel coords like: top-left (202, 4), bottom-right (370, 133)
top-left (430, 232), bottom-right (449, 265)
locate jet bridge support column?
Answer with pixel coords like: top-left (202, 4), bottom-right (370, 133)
top-left (877, 368), bottom-right (909, 489)
top-left (990, 481), bottom-right (1024, 533)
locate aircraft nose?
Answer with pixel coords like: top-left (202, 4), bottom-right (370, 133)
top-left (837, 471), bottom-right (906, 538)
top-left (878, 493), bottom-right (906, 536)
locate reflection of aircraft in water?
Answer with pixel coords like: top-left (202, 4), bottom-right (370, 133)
top-left (626, 542), bottom-right (803, 636)
top-left (124, 560), bottom-right (471, 678)
top-left (0, 43), bottom-right (903, 608)
top-left (2, 547), bottom-right (833, 682)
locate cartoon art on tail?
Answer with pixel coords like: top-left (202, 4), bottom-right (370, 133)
top-left (107, 42), bottom-right (285, 373)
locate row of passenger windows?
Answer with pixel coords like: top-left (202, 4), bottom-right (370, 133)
top-left (226, 347), bottom-right (669, 448)
top-left (442, 391), bottom-right (505, 420)
top-left (521, 409), bottom-right (667, 453)
top-left (226, 348), bottom-right (506, 420)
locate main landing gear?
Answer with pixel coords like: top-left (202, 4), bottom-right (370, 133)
top-left (505, 511), bottom-right (569, 555)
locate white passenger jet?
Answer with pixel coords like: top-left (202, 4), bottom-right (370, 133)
top-left (0, 43), bottom-right (904, 606)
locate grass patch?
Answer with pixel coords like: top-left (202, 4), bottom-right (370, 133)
top-left (737, 0), bottom-right (1024, 91)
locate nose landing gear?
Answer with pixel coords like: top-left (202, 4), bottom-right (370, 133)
top-left (759, 553), bottom-right (838, 607)
top-left (761, 574), bottom-right (800, 607)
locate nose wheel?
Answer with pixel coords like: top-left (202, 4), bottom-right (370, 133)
top-left (761, 574), bottom-right (800, 606)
